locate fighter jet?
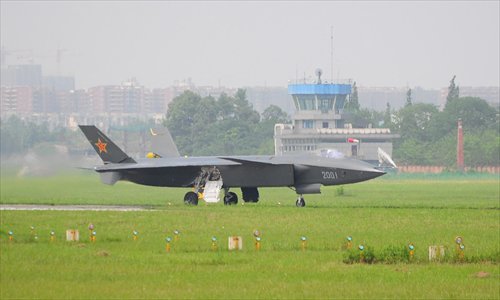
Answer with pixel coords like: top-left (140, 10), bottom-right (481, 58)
top-left (79, 125), bottom-right (385, 207)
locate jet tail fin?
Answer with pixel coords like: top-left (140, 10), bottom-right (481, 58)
top-left (79, 125), bottom-right (136, 164)
top-left (149, 127), bottom-right (180, 157)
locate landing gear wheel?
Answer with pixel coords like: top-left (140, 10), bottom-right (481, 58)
top-left (184, 191), bottom-right (199, 206)
top-left (224, 192), bottom-right (238, 205)
top-left (296, 196), bottom-right (305, 207)
top-left (242, 187), bottom-right (259, 203)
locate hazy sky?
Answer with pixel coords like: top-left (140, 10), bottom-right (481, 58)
top-left (1, 1), bottom-right (499, 89)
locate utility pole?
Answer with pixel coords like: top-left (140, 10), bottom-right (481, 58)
top-left (330, 26), bottom-right (334, 83)
top-left (457, 119), bottom-right (464, 172)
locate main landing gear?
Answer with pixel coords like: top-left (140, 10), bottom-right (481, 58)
top-left (183, 188), bottom-right (240, 206)
top-left (241, 187), bottom-right (259, 203)
top-left (223, 189), bottom-right (238, 205)
top-left (184, 167), bottom-right (221, 206)
top-left (184, 191), bottom-right (199, 206)
top-left (295, 195), bottom-right (306, 207)
top-left (223, 187), bottom-right (260, 205)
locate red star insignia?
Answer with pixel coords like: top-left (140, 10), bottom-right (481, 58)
top-left (95, 138), bottom-right (108, 153)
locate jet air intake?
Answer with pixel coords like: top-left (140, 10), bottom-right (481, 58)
top-left (295, 184), bottom-right (321, 194)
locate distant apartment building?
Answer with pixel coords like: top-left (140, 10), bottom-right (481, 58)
top-left (42, 75), bottom-right (75, 92)
top-left (357, 86), bottom-right (498, 111)
top-left (438, 86), bottom-right (500, 109)
top-left (358, 86), bottom-right (440, 111)
top-left (87, 79), bottom-right (148, 114)
top-left (0, 86), bottom-right (33, 113)
top-left (57, 89), bottom-right (90, 113)
top-left (458, 86), bottom-right (499, 108)
top-left (0, 64), bottom-right (79, 116)
top-left (1, 62), bottom-right (495, 133)
top-left (146, 88), bottom-right (176, 113)
top-left (246, 86), bottom-right (293, 114)
top-left (88, 85), bottom-right (123, 113)
top-left (0, 64), bottom-right (42, 87)
top-left (32, 88), bottom-right (59, 113)
top-left (0, 86), bottom-right (59, 114)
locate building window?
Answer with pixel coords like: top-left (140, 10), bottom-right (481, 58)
top-left (297, 95), bottom-right (316, 110)
top-left (319, 98), bottom-right (332, 112)
top-left (303, 120), bottom-right (314, 129)
top-left (322, 122), bottom-right (329, 128)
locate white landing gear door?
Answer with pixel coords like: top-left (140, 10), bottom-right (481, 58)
top-left (203, 179), bottom-right (223, 203)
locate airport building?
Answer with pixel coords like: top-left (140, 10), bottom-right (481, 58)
top-left (274, 76), bottom-right (399, 164)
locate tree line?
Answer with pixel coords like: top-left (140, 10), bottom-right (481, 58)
top-left (0, 116), bottom-right (75, 156)
top-left (343, 76), bottom-right (499, 166)
top-left (164, 89), bottom-right (289, 156)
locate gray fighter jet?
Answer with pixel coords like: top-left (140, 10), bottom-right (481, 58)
top-left (79, 125), bottom-right (385, 207)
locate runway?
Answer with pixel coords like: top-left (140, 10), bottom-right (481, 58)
top-left (0, 204), bottom-right (151, 211)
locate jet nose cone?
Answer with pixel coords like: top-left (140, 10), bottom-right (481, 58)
top-left (367, 168), bottom-right (386, 179)
top-left (342, 159), bottom-right (387, 183)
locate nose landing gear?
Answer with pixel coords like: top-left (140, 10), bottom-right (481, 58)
top-left (295, 195), bottom-right (305, 207)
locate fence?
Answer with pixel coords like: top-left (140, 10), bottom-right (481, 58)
top-left (398, 166), bottom-right (499, 174)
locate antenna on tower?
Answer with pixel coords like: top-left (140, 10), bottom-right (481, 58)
top-left (295, 63), bottom-right (298, 84)
top-left (315, 68), bottom-right (323, 84)
top-left (330, 26), bottom-right (334, 83)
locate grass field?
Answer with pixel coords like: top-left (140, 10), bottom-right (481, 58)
top-left (1, 171), bottom-right (499, 299)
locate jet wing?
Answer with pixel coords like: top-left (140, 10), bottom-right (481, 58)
top-left (94, 156), bottom-right (242, 171)
top-left (217, 156), bottom-right (282, 166)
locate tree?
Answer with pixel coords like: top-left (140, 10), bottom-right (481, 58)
top-left (261, 105), bottom-right (290, 123)
top-left (165, 90), bottom-right (203, 137)
top-left (393, 103), bottom-right (439, 141)
top-left (344, 108), bottom-right (377, 128)
top-left (254, 105), bottom-right (291, 154)
top-left (0, 115), bottom-right (79, 157)
top-left (391, 94), bottom-right (498, 167)
top-left (405, 88), bottom-right (412, 107)
top-left (464, 129), bottom-right (500, 166)
top-left (435, 96), bottom-right (498, 138)
top-left (383, 102), bottom-right (392, 128)
top-left (446, 75), bottom-right (460, 104)
top-left (164, 89), bottom-right (279, 156)
top-left (231, 89), bottom-right (260, 123)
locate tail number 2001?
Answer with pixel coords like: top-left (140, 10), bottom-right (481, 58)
top-left (322, 171), bottom-right (338, 179)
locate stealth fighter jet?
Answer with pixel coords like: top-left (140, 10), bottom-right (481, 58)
top-left (79, 125), bottom-right (385, 207)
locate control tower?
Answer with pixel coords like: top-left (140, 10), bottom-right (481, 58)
top-left (288, 70), bottom-right (351, 131)
top-left (275, 70), bottom-right (398, 164)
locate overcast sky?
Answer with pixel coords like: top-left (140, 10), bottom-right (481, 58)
top-left (1, 1), bottom-right (499, 89)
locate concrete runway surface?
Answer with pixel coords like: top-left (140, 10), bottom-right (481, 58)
top-left (0, 204), bottom-right (150, 211)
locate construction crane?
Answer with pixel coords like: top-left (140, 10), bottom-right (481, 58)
top-left (1, 46), bottom-right (76, 75)
top-left (0, 46), bottom-right (33, 65)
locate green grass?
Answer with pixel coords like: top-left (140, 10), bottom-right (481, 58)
top-left (1, 170), bottom-right (498, 209)
top-left (1, 171), bottom-right (499, 299)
